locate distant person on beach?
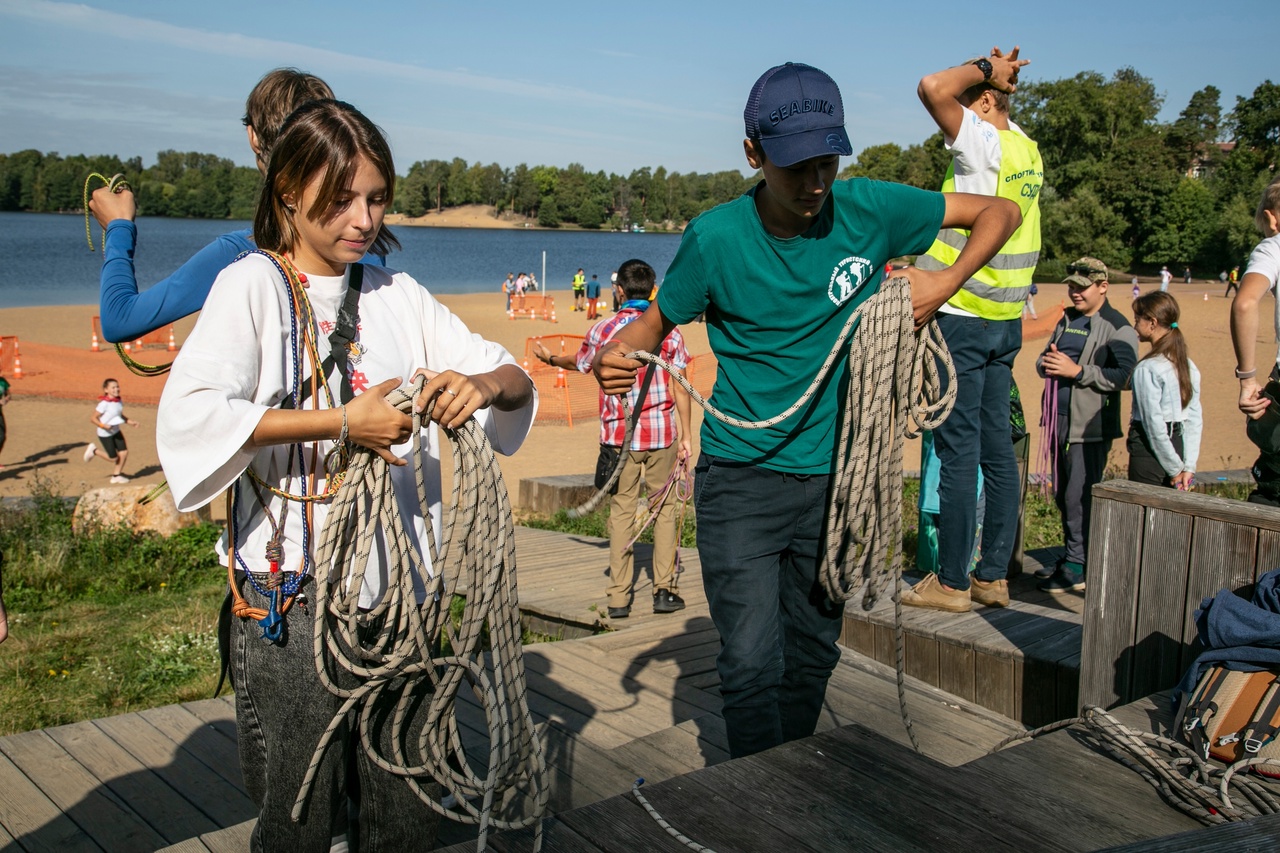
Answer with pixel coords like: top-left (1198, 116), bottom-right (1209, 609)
top-left (0, 374), bottom-right (10, 469)
top-left (536, 259), bottom-right (690, 619)
top-left (572, 268), bottom-right (586, 312)
top-left (1023, 282), bottom-right (1038, 319)
top-left (592, 61), bottom-right (1020, 758)
top-left (1160, 266), bottom-right (1172, 291)
top-left (84, 377), bottom-right (138, 484)
top-left (1036, 258), bottom-right (1137, 593)
top-left (1128, 291), bottom-right (1201, 490)
top-left (1184, 267), bottom-right (1193, 284)
top-left (903, 45), bottom-right (1040, 615)
top-left (586, 274), bottom-right (602, 319)
top-left (1226, 265), bottom-right (1241, 298)
top-left (514, 271), bottom-right (528, 309)
top-left (1229, 177), bottom-right (1280, 505)
top-left (1132, 278), bottom-right (1141, 300)
top-left (503, 272), bottom-right (513, 311)
top-left (88, 68), bottom-right (386, 344)
top-left (156, 99), bottom-right (535, 851)
top-left (611, 270), bottom-right (619, 312)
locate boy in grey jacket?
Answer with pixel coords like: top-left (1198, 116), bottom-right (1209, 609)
top-left (1036, 257), bottom-right (1138, 592)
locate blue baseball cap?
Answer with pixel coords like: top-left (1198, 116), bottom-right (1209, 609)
top-left (744, 62), bottom-right (852, 167)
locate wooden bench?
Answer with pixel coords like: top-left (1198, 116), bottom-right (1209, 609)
top-left (1079, 479), bottom-right (1280, 710)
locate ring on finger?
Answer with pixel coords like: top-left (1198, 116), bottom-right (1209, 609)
top-left (444, 388), bottom-right (458, 396)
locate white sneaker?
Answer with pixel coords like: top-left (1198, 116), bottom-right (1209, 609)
top-left (109, 475), bottom-right (129, 484)
top-left (83, 443), bottom-right (96, 463)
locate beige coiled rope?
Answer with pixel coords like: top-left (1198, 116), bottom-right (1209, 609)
top-left (293, 377), bottom-right (547, 852)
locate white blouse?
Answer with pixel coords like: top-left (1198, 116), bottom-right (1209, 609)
top-left (157, 253), bottom-right (536, 607)
top-left (1130, 354), bottom-right (1201, 476)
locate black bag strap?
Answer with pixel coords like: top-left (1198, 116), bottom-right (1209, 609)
top-left (1244, 680), bottom-right (1280, 753)
top-left (629, 364), bottom-right (657, 436)
top-left (280, 263), bottom-right (363, 409)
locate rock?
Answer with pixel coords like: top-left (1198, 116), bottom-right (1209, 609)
top-left (73, 484), bottom-right (212, 536)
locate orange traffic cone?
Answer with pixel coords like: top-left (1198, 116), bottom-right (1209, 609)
top-left (550, 308), bottom-right (557, 323)
top-left (12, 349), bottom-right (22, 379)
top-left (555, 367), bottom-right (566, 389)
top-left (90, 331), bottom-right (100, 352)
top-left (123, 341), bottom-right (132, 353)
top-left (1203, 292), bottom-right (1209, 301)
top-left (167, 327), bottom-right (177, 351)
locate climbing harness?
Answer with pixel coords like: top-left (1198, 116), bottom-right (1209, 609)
top-left (82, 172), bottom-right (176, 378)
top-left (218, 251), bottom-right (545, 849)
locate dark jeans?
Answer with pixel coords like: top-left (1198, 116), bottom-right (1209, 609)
top-left (233, 576), bottom-right (440, 853)
top-left (693, 455), bottom-right (843, 759)
top-left (932, 314), bottom-right (1022, 589)
top-left (1053, 420), bottom-right (1111, 566)
top-left (1126, 421), bottom-right (1184, 488)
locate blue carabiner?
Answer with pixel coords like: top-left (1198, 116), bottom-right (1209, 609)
top-left (258, 590), bottom-right (284, 643)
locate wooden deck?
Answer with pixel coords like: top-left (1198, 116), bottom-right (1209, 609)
top-left (0, 525), bottom-right (1033, 851)
top-left (841, 548), bottom-right (1086, 726)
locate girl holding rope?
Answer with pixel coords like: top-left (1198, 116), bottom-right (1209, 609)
top-left (157, 99), bottom-right (535, 852)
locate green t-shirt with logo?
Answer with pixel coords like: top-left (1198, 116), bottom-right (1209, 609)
top-left (658, 179), bottom-right (945, 474)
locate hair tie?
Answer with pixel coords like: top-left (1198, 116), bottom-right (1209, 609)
top-left (1170, 322), bottom-right (1178, 329)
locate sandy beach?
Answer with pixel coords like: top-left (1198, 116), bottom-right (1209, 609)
top-left (0, 279), bottom-right (1261, 505)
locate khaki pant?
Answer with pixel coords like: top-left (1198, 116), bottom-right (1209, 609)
top-left (607, 442), bottom-right (680, 608)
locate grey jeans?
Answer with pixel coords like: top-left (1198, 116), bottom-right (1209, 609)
top-left (1052, 420), bottom-right (1111, 566)
top-left (233, 576), bottom-right (441, 853)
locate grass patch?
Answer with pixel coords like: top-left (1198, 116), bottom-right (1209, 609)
top-left (520, 504), bottom-right (697, 548)
top-left (0, 477), bottom-right (225, 736)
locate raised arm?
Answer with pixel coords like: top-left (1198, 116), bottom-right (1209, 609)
top-left (917, 46), bottom-right (1028, 140)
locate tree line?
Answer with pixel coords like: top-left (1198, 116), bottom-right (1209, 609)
top-left (2, 68), bottom-right (1277, 273)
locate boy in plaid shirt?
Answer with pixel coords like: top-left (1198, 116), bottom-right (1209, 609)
top-left (536, 259), bottom-right (691, 618)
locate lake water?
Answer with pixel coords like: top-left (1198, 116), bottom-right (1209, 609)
top-left (0, 211), bottom-right (684, 309)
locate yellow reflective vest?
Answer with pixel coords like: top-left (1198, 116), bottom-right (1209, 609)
top-left (918, 127), bottom-right (1043, 321)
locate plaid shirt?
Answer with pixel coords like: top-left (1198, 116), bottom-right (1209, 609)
top-left (575, 306), bottom-right (689, 450)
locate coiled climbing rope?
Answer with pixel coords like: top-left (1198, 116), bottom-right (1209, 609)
top-left (82, 172), bottom-right (175, 378)
top-left (293, 377), bottom-right (547, 852)
top-left (994, 705), bottom-right (1280, 826)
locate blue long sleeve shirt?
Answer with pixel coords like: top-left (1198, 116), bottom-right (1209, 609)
top-left (99, 220), bottom-right (386, 342)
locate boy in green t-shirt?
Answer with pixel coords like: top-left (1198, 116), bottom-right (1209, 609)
top-left (592, 61), bottom-right (1022, 758)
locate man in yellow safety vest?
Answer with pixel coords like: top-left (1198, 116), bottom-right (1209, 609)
top-left (903, 46), bottom-right (1044, 613)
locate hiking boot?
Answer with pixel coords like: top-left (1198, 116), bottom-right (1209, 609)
top-left (83, 443), bottom-right (97, 463)
top-left (1039, 568), bottom-right (1086, 594)
top-left (607, 605), bottom-right (630, 619)
top-left (901, 573), bottom-right (971, 613)
top-left (653, 589), bottom-right (686, 614)
top-left (970, 577), bottom-right (1010, 608)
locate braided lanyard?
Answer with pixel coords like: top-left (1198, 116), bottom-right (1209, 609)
top-left (226, 249), bottom-right (355, 642)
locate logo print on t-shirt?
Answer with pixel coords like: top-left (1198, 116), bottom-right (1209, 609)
top-left (828, 256), bottom-right (874, 306)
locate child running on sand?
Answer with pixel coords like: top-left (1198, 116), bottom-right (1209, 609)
top-left (85, 378), bottom-right (138, 483)
top-left (157, 99), bottom-right (535, 850)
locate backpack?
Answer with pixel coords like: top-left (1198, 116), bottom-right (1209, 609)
top-left (1175, 665), bottom-right (1280, 777)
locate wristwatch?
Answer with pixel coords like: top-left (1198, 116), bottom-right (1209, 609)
top-left (975, 58), bottom-right (993, 82)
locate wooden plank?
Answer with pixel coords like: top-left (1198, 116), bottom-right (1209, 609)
top-left (974, 652), bottom-right (1017, 719)
top-left (1092, 479), bottom-right (1280, 531)
top-left (1182, 517), bottom-right (1258, 670)
top-left (199, 818), bottom-right (255, 853)
top-left (153, 838), bottom-right (212, 853)
top-left (43, 720), bottom-right (218, 844)
top-left (937, 640), bottom-right (976, 702)
top-left (843, 615), bottom-right (876, 658)
top-left (1130, 508), bottom-right (1194, 699)
top-left (1256, 529), bottom-right (1280, 583)
top-left (903, 629), bottom-right (939, 684)
top-left (137, 705), bottom-right (245, 789)
top-left (1078, 497), bottom-right (1145, 710)
top-left (0, 750), bottom-right (99, 852)
top-left (1094, 811), bottom-right (1280, 851)
top-left (91, 713), bottom-right (256, 829)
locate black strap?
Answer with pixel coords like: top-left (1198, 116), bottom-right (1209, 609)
top-left (630, 365), bottom-right (657, 435)
top-left (280, 264), bottom-right (363, 409)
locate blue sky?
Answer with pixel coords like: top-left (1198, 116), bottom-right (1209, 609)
top-left (0, 0), bottom-right (1273, 177)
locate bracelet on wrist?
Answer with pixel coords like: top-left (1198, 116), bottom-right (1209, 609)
top-left (1236, 367), bottom-right (1257, 379)
top-left (336, 404), bottom-right (349, 445)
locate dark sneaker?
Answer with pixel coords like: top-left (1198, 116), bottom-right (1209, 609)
top-left (1033, 557), bottom-right (1061, 580)
top-left (1038, 569), bottom-right (1086, 594)
top-left (653, 589), bottom-right (686, 613)
top-left (607, 605), bottom-right (630, 619)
